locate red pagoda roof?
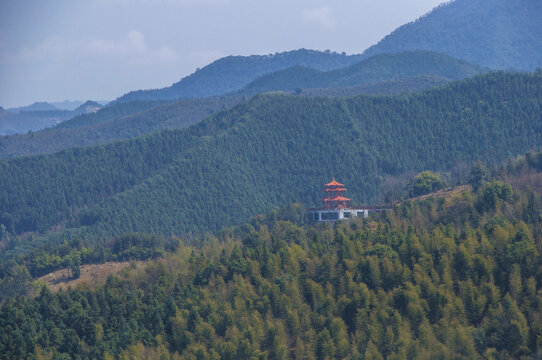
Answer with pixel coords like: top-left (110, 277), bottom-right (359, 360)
top-left (321, 196), bottom-right (351, 202)
top-left (323, 188), bottom-right (347, 192)
top-left (325, 178), bottom-right (345, 187)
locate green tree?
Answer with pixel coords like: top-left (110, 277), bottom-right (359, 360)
top-left (407, 171), bottom-right (445, 197)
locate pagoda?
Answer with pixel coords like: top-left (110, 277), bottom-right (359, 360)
top-left (321, 178), bottom-right (351, 209)
top-left (309, 179), bottom-right (392, 222)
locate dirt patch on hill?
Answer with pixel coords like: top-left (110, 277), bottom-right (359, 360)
top-left (407, 185), bottom-right (472, 202)
top-left (37, 261), bottom-right (144, 292)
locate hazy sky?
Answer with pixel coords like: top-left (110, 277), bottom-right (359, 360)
top-left (0, 0), bottom-right (444, 108)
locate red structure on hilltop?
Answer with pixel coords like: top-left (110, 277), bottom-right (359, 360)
top-left (321, 178), bottom-right (351, 209)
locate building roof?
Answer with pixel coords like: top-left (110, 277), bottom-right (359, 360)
top-left (322, 196), bottom-right (351, 202)
top-left (325, 178), bottom-right (345, 187)
top-left (323, 188), bottom-right (347, 192)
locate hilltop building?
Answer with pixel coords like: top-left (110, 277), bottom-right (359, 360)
top-left (308, 179), bottom-right (390, 222)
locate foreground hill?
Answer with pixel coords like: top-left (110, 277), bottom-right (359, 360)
top-left (0, 72), bottom-right (540, 250)
top-left (1, 156), bottom-right (541, 358)
top-left (114, 49), bottom-right (364, 102)
top-left (241, 51), bottom-right (488, 94)
top-left (361, 0), bottom-right (542, 70)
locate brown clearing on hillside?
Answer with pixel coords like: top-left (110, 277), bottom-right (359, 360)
top-left (406, 185), bottom-right (472, 203)
top-left (36, 261), bottom-right (144, 292)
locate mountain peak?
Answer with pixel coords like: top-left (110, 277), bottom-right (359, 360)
top-left (74, 100), bottom-right (103, 114)
top-left (361, 0), bottom-right (542, 70)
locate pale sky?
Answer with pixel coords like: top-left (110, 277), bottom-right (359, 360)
top-left (0, 0), bottom-right (445, 108)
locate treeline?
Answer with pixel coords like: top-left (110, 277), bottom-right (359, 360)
top-left (0, 158), bottom-right (540, 359)
top-left (0, 72), bottom-right (541, 252)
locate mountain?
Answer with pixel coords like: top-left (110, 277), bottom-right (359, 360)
top-left (0, 72), bottom-right (540, 249)
top-left (361, 0), bottom-right (542, 70)
top-left (50, 100), bottom-right (84, 111)
top-left (0, 96), bottom-right (242, 158)
top-left (51, 100), bottom-right (110, 111)
top-left (7, 102), bottom-right (59, 113)
top-left (73, 100), bottom-right (103, 115)
top-left (114, 49), bottom-right (364, 102)
top-left (0, 106), bottom-right (10, 118)
top-left (241, 51), bottom-right (488, 94)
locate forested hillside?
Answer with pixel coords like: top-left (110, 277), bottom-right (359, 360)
top-left (0, 96), bottom-right (242, 159)
top-left (0, 72), bottom-right (540, 251)
top-left (115, 49), bottom-right (364, 103)
top-left (1, 154), bottom-right (541, 359)
top-left (361, 0), bottom-right (542, 70)
top-left (241, 51), bottom-right (487, 94)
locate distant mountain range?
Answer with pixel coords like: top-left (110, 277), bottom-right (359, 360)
top-left (8, 100), bottom-right (109, 113)
top-left (361, 0), bottom-right (542, 70)
top-left (114, 49), bottom-right (365, 103)
top-left (0, 101), bottom-right (105, 135)
top-left (7, 102), bottom-right (59, 113)
top-left (240, 51), bottom-right (488, 94)
top-left (0, 51), bottom-right (486, 158)
top-left (109, 0), bottom-right (542, 105)
top-left (0, 96), bottom-right (241, 158)
top-left (51, 100), bottom-right (109, 111)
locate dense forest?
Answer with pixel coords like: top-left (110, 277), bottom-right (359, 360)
top-left (241, 51), bottom-right (487, 95)
top-left (115, 49), bottom-right (365, 103)
top-left (0, 72), bottom-right (541, 256)
top-left (361, 0), bottom-right (542, 71)
top-left (0, 152), bottom-right (541, 359)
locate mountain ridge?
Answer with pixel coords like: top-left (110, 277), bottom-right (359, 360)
top-left (114, 49), bottom-right (364, 103)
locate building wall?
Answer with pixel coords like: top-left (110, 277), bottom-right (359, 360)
top-left (309, 208), bottom-right (368, 222)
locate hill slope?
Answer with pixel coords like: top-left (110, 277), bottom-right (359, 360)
top-left (1, 163), bottom-right (542, 358)
top-left (115, 49), bottom-right (364, 102)
top-left (241, 51), bottom-right (488, 94)
top-left (361, 0), bottom-right (542, 70)
top-left (0, 72), bottom-right (540, 248)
